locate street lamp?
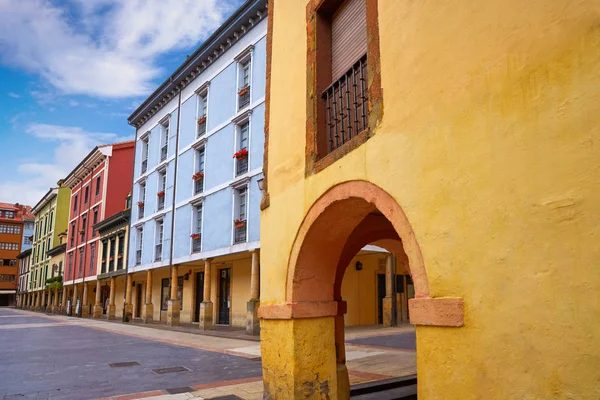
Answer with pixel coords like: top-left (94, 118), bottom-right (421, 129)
top-left (257, 178), bottom-right (264, 191)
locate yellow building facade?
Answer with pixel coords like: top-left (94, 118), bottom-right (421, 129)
top-left (258, 0), bottom-right (600, 399)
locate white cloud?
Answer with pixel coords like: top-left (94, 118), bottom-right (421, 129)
top-left (0, 123), bottom-right (132, 205)
top-left (0, 0), bottom-right (232, 98)
top-left (8, 92), bottom-right (20, 98)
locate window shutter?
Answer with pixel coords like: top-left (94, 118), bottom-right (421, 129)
top-left (331, 0), bottom-right (367, 80)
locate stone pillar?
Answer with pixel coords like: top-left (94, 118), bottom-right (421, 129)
top-left (123, 274), bottom-right (133, 322)
top-left (60, 286), bottom-right (67, 314)
top-left (106, 276), bottom-right (116, 320)
top-left (246, 250), bottom-right (260, 335)
top-left (167, 265), bottom-right (180, 326)
top-left (36, 291), bottom-right (42, 311)
top-left (142, 270), bottom-right (154, 323)
top-left (93, 279), bottom-right (102, 318)
top-left (261, 317), bottom-right (338, 399)
top-left (382, 255), bottom-right (395, 327)
top-left (335, 301), bottom-right (350, 400)
top-left (52, 288), bottom-right (59, 313)
top-left (199, 258), bottom-right (213, 330)
top-left (80, 282), bottom-right (90, 317)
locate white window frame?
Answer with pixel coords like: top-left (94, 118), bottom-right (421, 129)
top-left (136, 227), bottom-right (143, 265)
top-left (154, 219), bottom-right (164, 262)
top-left (159, 116), bottom-right (170, 162)
top-left (190, 201), bottom-right (204, 253)
top-left (234, 46), bottom-right (253, 112)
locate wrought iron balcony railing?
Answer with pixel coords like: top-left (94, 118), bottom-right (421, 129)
top-left (160, 145), bottom-right (168, 161)
top-left (192, 236), bottom-right (202, 253)
top-left (321, 54), bottom-right (368, 154)
top-left (234, 221), bottom-right (247, 244)
top-left (194, 178), bottom-right (204, 195)
top-left (157, 196), bottom-right (165, 210)
top-left (155, 244), bottom-right (162, 262)
top-left (236, 157), bottom-right (248, 177)
top-left (197, 119), bottom-right (207, 137)
top-left (238, 86), bottom-right (250, 109)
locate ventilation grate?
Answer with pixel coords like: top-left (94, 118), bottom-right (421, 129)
top-left (108, 361), bottom-right (141, 368)
top-left (152, 366), bottom-right (190, 375)
top-left (165, 387), bottom-right (195, 395)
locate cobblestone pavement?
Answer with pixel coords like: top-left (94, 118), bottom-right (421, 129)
top-left (1, 308), bottom-right (416, 400)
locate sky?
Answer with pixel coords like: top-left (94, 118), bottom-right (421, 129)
top-left (0, 0), bottom-right (243, 206)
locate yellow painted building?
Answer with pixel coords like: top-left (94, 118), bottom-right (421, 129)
top-left (258, 0), bottom-right (600, 399)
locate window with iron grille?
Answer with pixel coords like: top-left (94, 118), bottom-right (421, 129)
top-left (197, 94), bottom-right (208, 137)
top-left (155, 220), bottom-right (163, 262)
top-left (138, 182), bottom-right (146, 219)
top-left (238, 60), bottom-right (251, 109)
top-left (141, 137), bottom-right (149, 173)
top-left (157, 171), bottom-right (166, 210)
top-left (235, 123), bottom-right (249, 176)
top-left (234, 187), bottom-right (247, 244)
top-left (194, 148), bottom-right (205, 195)
top-left (192, 204), bottom-right (202, 253)
top-left (89, 243), bottom-right (95, 275)
top-left (78, 249), bottom-right (84, 278)
top-left (135, 228), bottom-right (143, 266)
top-left (160, 122), bottom-right (169, 161)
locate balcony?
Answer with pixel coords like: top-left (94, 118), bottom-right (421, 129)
top-left (141, 159), bottom-right (148, 174)
top-left (154, 244), bottom-right (162, 262)
top-left (321, 54), bottom-right (368, 155)
top-left (160, 145), bottom-right (168, 161)
top-left (236, 157), bottom-right (248, 177)
top-left (192, 235), bottom-right (201, 253)
top-left (194, 178), bottom-right (204, 195)
top-left (157, 195), bottom-right (165, 211)
top-left (138, 204), bottom-right (145, 219)
top-left (238, 86), bottom-right (250, 109)
top-left (135, 250), bottom-right (142, 266)
top-left (234, 221), bottom-right (247, 244)
top-left (197, 117), bottom-right (207, 137)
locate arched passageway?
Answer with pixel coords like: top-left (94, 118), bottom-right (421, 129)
top-left (259, 181), bottom-right (463, 399)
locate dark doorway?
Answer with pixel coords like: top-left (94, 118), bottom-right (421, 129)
top-left (194, 272), bottom-right (204, 322)
top-left (136, 283), bottom-right (143, 318)
top-left (218, 268), bottom-right (230, 325)
top-left (377, 273), bottom-right (386, 324)
top-left (100, 285), bottom-right (110, 314)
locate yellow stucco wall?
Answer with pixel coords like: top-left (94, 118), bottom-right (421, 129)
top-left (261, 0), bottom-right (600, 398)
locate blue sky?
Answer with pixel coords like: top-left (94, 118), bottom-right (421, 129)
top-left (0, 0), bottom-right (242, 205)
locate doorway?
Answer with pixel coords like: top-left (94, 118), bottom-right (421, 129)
top-left (100, 285), bottom-right (110, 314)
top-left (194, 272), bottom-right (204, 322)
top-left (218, 268), bottom-right (230, 325)
top-left (136, 283), bottom-right (143, 318)
top-left (377, 273), bottom-right (385, 324)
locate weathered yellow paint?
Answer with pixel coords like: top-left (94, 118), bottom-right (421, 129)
top-left (261, 318), bottom-right (338, 399)
top-left (261, 0), bottom-right (600, 398)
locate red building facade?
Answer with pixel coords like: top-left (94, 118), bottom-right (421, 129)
top-left (63, 142), bottom-right (134, 287)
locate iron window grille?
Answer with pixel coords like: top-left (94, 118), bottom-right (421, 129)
top-left (139, 204), bottom-right (145, 219)
top-left (154, 244), bottom-right (162, 262)
top-left (192, 235), bottom-right (202, 253)
top-left (238, 86), bottom-right (250, 109)
top-left (160, 145), bottom-right (168, 161)
top-left (194, 178), bottom-right (204, 195)
top-left (135, 249), bottom-right (142, 266)
top-left (236, 156), bottom-right (248, 176)
top-left (197, 117), bottom-right (207, 137)
top-left (321, 54), bottom-right (368, 154)
top-left (157, 196), bottom-right (165, 210)
top-left (234, 221), bottom-right (247, 244)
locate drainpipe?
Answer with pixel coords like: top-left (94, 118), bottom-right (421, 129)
top-left (168, 87), bottom-right (183, 299)
top-left (122, 126), bottom-right (139, 322)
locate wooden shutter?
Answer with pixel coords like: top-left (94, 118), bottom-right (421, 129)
top-left (331, 0), bottom-right (367, 80)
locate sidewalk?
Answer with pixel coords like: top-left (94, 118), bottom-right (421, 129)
top-left (11, 308), bottom-right (416, 400)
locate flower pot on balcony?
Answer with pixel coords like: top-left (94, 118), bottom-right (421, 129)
top-left (238, 86), bottom-right (249, 96)
top-left (234, 219), bottom-right (246, 229)
top-left (190, 233), bottom-right (201, 240)
top-left (137, 201), bottom-right (144, 207)
top-left (197, 116), bottom-right (207, 125)
top-left (157, 191), bottom-right (165, 198)
top-left (233, 148), bottom-right (248, 160)
top-left (192, 172), bottom-right (204, 181)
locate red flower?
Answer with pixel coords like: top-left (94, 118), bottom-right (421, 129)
top-left (233, 148), bottom-right (248, 160)
top-left (137, 201), bottom-right (144, 207)
top-left (192, 172), bottom-right (204, 181)
top-left (234, 218), bottom-right (246, 228)
top-left (157, 191), bottom-right (165, 198)
top-left (190, 233), bottom-right (201, 240)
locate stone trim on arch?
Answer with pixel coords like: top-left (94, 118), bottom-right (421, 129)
top-left (259, 180), bottom-right (464, 327)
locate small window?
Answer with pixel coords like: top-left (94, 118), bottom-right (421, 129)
top-left (234, 187), bottom-right (248, 244)
top-left (197, 95), bottom-right (208, 137)
top-left (141, 138), bottom-right (149, 173)
top-left (93, 207), bottom-right (98, 225)
top-left (154, 220), bottom-right (163, 262)
top-left (157, 172), bottom-right (166, 211)
top-left (135, 227), bottom-right (143, 266)
top-left (73, 194), bottom-right (78, 212)
top-left (237, 59), bottom-right (251, 109)
top-left (160, 122), bottom-right (169, 161)
top-left (89, 243), bottom-right (95, 275)
top-left (138, 182), bottom-right (146, 219)
top-left (192, 204), bottom-right (202, 253)
top-left (84, 185), bottom-right (89, 204)
top-left (96, 176), bottom-right (101, 196)
top-left (194, 148), bottom-right (205, 195)
top-left (235, 123), bottom-right (249, 176)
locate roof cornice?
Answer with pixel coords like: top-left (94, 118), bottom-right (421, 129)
top-left (127, 0), bottom-right (268, 128)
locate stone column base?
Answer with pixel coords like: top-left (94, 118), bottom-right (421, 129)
top-left (81, 304), bottom-right (90, 318)
top-left (246, 298), bottom-right (260, 335)
top-left (382, 296), bottom-right (394, 327)
top-left (93, 304), bottom-right (103, 319)
top-left (123, 303), bottom-right (133, 323)
top-left (167, 299), bottom-right (181, 326)
top-left (142, 303), bottom-right (154, 323)
top-left (106, 305), bottom-right (116, 320)
top-left (199, 301), bottom-right (214, 330)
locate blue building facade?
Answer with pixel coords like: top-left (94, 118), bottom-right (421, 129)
top-left (127, 0), bottom-right (267, 332)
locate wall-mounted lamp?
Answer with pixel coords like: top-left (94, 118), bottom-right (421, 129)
top-left (257, 178), bottom-right (264, 191)
top-left (355, 261), bottom-right (363, 271)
